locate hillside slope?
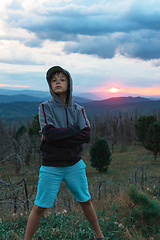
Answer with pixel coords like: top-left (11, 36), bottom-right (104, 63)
top-left (0, 97), bottom-right (159, 119)
top-left (82, 97), bottom-right (160, 115)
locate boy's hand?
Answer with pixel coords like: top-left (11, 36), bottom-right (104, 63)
top-left (42, 135), bottom-right (46, 141)
top-left (39, 130), bottom-right (46, 141)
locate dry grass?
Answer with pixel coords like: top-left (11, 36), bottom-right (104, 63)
top-left (84, 143), bottom-right (160, 186)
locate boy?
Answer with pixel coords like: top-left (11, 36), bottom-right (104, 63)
top-left (24, 66), bottom-right (105, 240)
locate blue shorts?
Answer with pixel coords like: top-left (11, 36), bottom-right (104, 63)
top-left (34, 159), bottom-right (91, 208)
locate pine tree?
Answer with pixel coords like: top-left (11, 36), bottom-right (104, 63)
top-left (15, 125), bottom-right (27, 141)
top-left (28, 114), bottom-right (40, 136)
top-left (144, 121), bottom-right (160, 160)
top-left (135, 115), bottom-right (157, 144)
top-left (129, 185), bottom-right (160, 227)
top-left (28, 115), bottom-right (41, 161)
top-left (90, 138), bottom-right (112, 172)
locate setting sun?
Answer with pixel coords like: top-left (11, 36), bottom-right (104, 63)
top-left (108, 87), bottom-right (121, 93)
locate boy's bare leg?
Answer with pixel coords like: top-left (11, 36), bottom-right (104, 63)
top-left (24, 205), bottom-right (46, 240)
top-left (79, 199), bottom-right (104, 239)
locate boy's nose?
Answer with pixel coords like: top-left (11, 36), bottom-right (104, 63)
top-left (56, 79), bottom-right (60, 84)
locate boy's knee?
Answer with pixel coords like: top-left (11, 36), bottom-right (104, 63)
top-left (33, 205), bottom-right (46, 214)
top-left (79, 199), bottom-right (91, 206)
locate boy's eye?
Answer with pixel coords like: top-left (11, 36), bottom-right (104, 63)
top-left (51, 79), bottom-right (56, 82)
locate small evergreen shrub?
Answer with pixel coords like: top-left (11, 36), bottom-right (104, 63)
top-left (129, 185), bottom-right (160, 227)
top-left (90, 138), bottom-right (112, 172)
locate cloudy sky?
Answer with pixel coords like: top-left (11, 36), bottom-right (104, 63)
top-left (0, 0), bottom-right (160, 99)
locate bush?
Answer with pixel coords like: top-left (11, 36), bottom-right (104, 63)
top-left (129, 185), bottom-right (160, 227)
top-left (90, 138), bottom-right (112, 172)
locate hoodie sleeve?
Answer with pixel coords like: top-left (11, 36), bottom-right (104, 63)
top-left (63, 107), bottom-right (91, 146)
top-left (39, 103), bottom-right (80, 142)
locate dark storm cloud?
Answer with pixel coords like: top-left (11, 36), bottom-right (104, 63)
top-left (6, 2), bottom-right (160, 60)
top-left (64, 35), bottom-right (117, 59)
top-left (64, 30), bottom-right (160, 60)
top-left (119, 31), bottom-right (160, 60)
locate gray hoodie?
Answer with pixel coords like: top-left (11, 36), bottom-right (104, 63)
top-left (39, 67), bottom-right (90, 167)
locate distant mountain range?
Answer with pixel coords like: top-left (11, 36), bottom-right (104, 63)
top-left (0, 89), bottom-right (159, 120)
top-left (0, 89), bottom-right (100, 100)
top-left (0, 89), bottom-right (50, 98)
top-left (0, 94), bottom-right (91, 104)
top-left (0, 89), bottom-right (92, 104)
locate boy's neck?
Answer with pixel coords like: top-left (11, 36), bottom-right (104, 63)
top-left (56, 93), bottom-right (68, 106)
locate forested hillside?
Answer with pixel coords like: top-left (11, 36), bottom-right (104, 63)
top-left (0, 101), bottom-right (39, 119)
top-left (0, 97), bottom-right (160, 120)
top-left (82, 98), bottom-right (160, 115)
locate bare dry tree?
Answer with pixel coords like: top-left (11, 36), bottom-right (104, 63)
top-left (0, 170), bottom-right (35, 214)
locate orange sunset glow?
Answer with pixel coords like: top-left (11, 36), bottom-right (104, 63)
top-left (0, 84), bottom-right (29, 88)
top-left (105, 87), bottom-right (160, 96)
top-left (125, 87), bottom-right (160, 95)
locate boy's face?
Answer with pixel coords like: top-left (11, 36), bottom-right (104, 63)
top-left (50, 72), bottom-right (69, 96)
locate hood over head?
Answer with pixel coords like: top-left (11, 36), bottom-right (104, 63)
top-left (46, 66), bottom-right (73, 106)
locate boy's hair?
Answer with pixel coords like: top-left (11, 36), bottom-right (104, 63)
top-left (46, 66), bottom-right (69, 82)
top-left (50, 71), bottom-right (69, 82)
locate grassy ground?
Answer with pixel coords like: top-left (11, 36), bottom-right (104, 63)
top-left (0, 144), bottom-right (160, 239)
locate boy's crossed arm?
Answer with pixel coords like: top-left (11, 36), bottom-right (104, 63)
top-left (42, 124), bottom-right (80, 142)
top-left (39, 103), bottom-right (90, 147)
top-left (42, 124), bottom-right (90, 147)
